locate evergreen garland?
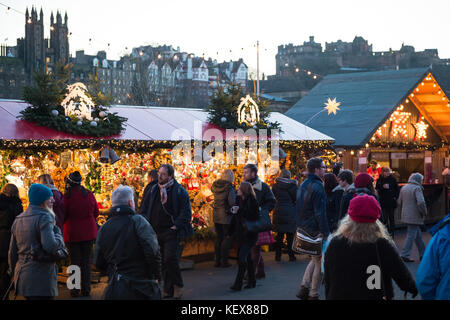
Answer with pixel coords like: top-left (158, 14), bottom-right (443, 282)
top-left (20, 63), bottom-right (127, 137)
top-left (206, 84), bottom-right (281, 131)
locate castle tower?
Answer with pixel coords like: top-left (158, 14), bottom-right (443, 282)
top-left (24, 6), bottom-right (45, 73)
top-left (50, 11), bottom-right (69, 65)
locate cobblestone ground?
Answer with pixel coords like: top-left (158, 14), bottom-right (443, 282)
top-left (9, 227), bottom-right (432, 300)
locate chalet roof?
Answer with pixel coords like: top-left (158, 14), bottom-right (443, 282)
top-left (285, 68), bottom-right (450, 146)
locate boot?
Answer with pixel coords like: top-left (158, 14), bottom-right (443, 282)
top-left (274, 243), bottom-right (282, 262)
top-left (230, 263), bottom-right (246, 291)
top-left (245, 258), bottom-right (256, 289)
top-left (296, 285), bottom-right (309, 300)
top-left (173, 285), bottom-right (183, 299)
top-left (288, 250), bottom-right (296, 262)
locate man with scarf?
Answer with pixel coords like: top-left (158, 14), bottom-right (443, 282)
top-left (243, 164), bottom-right (276, 279)
top-left (140, 164), bottom-right (193, 299)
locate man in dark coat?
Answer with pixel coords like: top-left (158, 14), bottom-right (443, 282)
top-left (243, 164), bottom-right (276, 279)
top-left (295, 158), bottom-right (330, 300)
top-left (272, 169), bottom-right (298, 262)
top-left (376, 167), bottom-right (400, 238)
top-left (94, 185), bottom-right (161, 300)
top-left (140, 164), bottom-right (193, 299)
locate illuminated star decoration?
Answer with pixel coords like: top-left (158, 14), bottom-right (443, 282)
top-left (413, 116), bottom-right (429, 141)
top-left (324, 98), bottom-right (341, 115)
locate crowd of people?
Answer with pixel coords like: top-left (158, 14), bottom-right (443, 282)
top-left (0, 159), bottom-right (448, 300)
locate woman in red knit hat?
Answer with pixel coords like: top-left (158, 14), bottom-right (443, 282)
top-left (323, 194), bottom-right (418, 300)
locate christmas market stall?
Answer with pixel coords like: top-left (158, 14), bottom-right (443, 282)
top-left (287, 68), bottom-right (450, 223)
top-left (0, 95), bottom-right (334, 256)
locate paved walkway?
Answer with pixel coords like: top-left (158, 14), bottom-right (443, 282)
top-left (9, 227), bottom-right (432, 300)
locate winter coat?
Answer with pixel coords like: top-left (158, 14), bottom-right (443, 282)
top-left (228, 195), bottom-right (260, 242)
top-left (94, 205), bottom-right (161, 290)
top-left (416, 215), bottom-right (450, 300)
top-left (272, 178), bottom-right (298, 233)
top-left (48, 185), bottom-right (64, 232)
top-left (63, 187), bottom-right (99, 243)
top-left (211, 179), bottom-right (236, 225)
top-left (0, 194), bottom-right (23, 259)
top-left (375, 175), bottom-right (400, 209)
top-left (324, 235), bottom-right (417, 300)
top-left (397, 179), bottom-right (427, 225)
top-left (8, 205), bottom-right (65, 297)
top-left (296, 174), bottom-right (330, 238)
top-left (326, 185), bottom-right (345, 233)
top-left (140, 181), bottom-right (157, 211)
top-left (140, 180), bottom-right (194, 240)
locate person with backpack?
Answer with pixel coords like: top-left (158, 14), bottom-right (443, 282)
top-left (94, 185), bottom-right (161, 300)
top-left (211, 169), bottom-right (236, 268)
top-left (416, 214), bottom-right (450, 300)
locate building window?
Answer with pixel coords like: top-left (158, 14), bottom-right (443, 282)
top-left (9, 80), bottom-right (15, 87)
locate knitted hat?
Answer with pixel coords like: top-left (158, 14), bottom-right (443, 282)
top-left (354, 173), bottom-right (373, 188)
top-left (348, 194), bottom-right (381, 223)
top-left (28, 183), bottom-right (53, 206)
top-left (68, 171), bottom-right (82, 184)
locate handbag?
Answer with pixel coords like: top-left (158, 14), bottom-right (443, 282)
top-left (256, 230), bottom-right (275, 246)
top-left (243, 208), bottom-right (272, 233)
top-left (30, 243), bottom-right (68, 263)
top-left (292, 182), bottom-right (323, 256)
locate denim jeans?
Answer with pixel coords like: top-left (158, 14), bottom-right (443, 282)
top-left (401, 224), bottom-right (426, 258)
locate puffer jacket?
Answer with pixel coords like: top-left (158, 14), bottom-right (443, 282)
top-left (272, 178), bottom-right (298, 233)
top-left (398, 178), bottom-right (427, 225)
top-left (9, 205), bottom-right (65, 297)
top-left (296, 174), bottom-right (330, 238)
top-left (0, 194), bottom-right (23, 259)
top-left (416, 215), bottom-right (450, 300)
top-left (211, 179), bottom-right (236, 225)
top-left (94, 205), bottom-right (161, 283)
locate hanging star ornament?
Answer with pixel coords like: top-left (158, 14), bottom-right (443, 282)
top-left (324, 98), bottom-right (341, 115)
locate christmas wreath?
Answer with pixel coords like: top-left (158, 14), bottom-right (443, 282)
top-left (20, 63), bottom-right (127, 137)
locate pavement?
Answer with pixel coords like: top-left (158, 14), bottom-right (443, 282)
top-left (8, 227), bottom-right (432, 300)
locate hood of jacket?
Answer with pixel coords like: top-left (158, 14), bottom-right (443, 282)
top-left (275, 177), bottom-right (298, 189)
top-left (429, 214), bottom-right (450, 237)
top-left (211, 179), bottom-right (232, 193)
top-left (407, 180), bottom-right (423, 189)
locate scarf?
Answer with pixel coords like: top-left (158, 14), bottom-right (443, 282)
top-left (159, 178), bottom-right (174, 205)
top-left (249, 177), bottom-right (263, 191)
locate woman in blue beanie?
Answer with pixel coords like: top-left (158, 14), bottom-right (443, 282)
top-left (8, 183), bottom-right (66, 300)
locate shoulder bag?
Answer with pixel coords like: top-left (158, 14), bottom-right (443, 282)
top-left (292, 182), bottom-right (323, 256)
